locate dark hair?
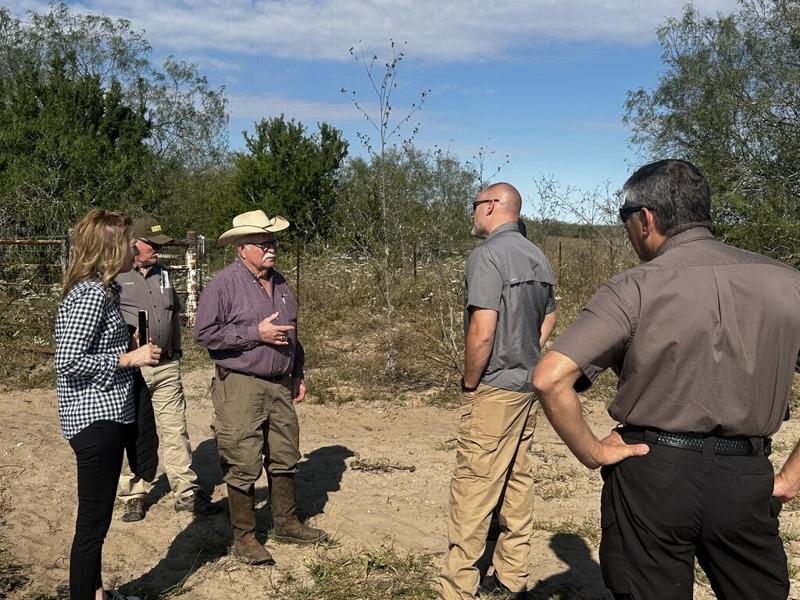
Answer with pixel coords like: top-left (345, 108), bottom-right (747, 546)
top-left (622, 159), bottom-right (711, 236)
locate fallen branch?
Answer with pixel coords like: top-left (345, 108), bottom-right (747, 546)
top-left (350, 457), bottom-right (416, 473)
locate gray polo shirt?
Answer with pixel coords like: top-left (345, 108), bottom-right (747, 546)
top-left (116, 264), bottom-right (181, 359)
top-left (466, 221), bottom-right (556, 392)
top-left (552, 227), bottom-right (800, 437)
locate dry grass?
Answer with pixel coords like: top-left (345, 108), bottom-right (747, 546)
top-left (279, 545), bottom-right (438, 600)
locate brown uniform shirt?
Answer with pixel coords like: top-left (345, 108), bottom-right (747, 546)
top-left (117, 264), bottom-right (181, 359)
top-left (552, 227), bottom-right (800, 437)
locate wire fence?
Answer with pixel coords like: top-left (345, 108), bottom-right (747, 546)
top-left (0, 232), bottom-right (205, 386)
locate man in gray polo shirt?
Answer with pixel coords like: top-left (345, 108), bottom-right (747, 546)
top-left (439, 183), bottom-right (557, 600)
top-left (116, 217), bottom-right (219, 521)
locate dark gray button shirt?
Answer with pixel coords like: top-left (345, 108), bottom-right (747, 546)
top-left (466, 222), bottom-right (556, 392)
top-left (194, 261), bottom-right (304, 379)
top-left (552, 227), bottom-right (800, 437)
top-left (116, 264), bottom-right (181, 358)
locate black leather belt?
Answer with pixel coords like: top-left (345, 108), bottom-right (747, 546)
top-left (619, 426), bottom-right (771, 457)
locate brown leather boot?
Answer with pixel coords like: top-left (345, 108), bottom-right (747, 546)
top-left (227, 484), bottom-right (275, 565)
top-left (270, 474), bottom-right (329, 544)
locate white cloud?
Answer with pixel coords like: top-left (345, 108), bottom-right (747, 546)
top-left (7, 0), bottom-right (742, 62)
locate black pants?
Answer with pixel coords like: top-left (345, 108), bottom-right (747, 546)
top-left (69, 420), bottom-right (133, 600)
top-left (600, 437), bottom-right (788, 600)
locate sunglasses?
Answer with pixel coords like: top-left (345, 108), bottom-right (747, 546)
top-left (473, 198), bottom-right (499, 213)
top-left (619, 205), bottom-right (646, 223)
top-left (249, 240), bottom-right (279, 251)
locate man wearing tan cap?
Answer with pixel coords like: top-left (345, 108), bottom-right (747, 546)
top-left (195, 210), bottom-right (327, 566)
top-left (115, 217), bottom-right (220, 521)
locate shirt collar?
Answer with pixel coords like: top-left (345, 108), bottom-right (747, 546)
top-left (135, 263), bottom-right (160, 277)
top-left (237, 258), bottom-right (273, 282)
top-left (486, 221), bottom-right (521, 240)
top-left (656, 226), bottom-right (714, 256)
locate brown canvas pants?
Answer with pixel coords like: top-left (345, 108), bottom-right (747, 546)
top-left (210, 371), bottom-right (301, 492)
top-left (439, 384), bottom-right (539, 600)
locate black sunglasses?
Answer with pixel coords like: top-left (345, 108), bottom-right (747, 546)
top-left (249, 240), bottom-right (279, 251)
top-left (473, 198), bottom-right (499, 213)
top-left (619, 205), bottom-right (646, 223)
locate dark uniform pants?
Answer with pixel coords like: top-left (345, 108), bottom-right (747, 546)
top-left (210, 371), bottom-right (301, 492)
top-left (600, 437), bottom-right (788, 600)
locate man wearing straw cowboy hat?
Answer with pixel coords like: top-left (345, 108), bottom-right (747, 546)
top-left (195, 210), bottom-right (327, 566)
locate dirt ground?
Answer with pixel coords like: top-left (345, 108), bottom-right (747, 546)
top-left (2, 367), bottom-right (800, 599)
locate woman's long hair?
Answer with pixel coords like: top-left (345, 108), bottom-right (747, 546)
top-left (62, 209), bottom-right (132, 299)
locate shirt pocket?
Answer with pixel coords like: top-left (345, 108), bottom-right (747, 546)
top-left (279, 292), bottom-right (299, 325)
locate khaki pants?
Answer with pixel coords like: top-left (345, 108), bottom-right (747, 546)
top-left (210, 371), bottom-right (301, 492)
top-left (439, 384), bottom-right (539, 600)
top-left (118, 359), bottom-right (198, 501)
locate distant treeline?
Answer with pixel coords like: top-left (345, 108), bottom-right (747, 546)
top-left (1, 1), bottom-right (798, 269)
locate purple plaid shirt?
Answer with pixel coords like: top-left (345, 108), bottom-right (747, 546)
top-left (195, 261), bottom-right (304, 379)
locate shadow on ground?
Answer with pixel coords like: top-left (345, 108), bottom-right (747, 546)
top-left (123, 441), bottom-right (353, 598)
top-left (529, 533), bottom-right (609, 600)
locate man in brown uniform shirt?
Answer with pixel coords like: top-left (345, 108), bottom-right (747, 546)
top-left (195, 210), bottom-right (327, 566)
top-left (533, 159), bottom-right (800, 600)
top-left (116, 217), bottom-right (219, 521)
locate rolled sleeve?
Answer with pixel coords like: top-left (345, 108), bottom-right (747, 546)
top-left (545, 284), bottom-right (556, 314)
top-left (466, 247), bottom-right (502, 311)
top-left (551, 281), bottom-right (634, 391)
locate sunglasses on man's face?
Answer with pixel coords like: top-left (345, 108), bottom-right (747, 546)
top-left (473, 198), bottom-right (499, 213)
top-left (249, 240), bottom-right (279, 251)
top-left (619, 205), bottom-right (645, 224)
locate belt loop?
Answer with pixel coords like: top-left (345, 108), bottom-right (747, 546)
top-left (702, 436), bottom-right (716, 457)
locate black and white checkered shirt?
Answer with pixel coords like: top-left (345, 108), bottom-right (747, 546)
top-left (55, 280), bottom-right (135, 439)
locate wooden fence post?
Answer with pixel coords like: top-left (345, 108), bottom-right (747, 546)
top-left (185, 230), bottom-right (198, 326)
top-left (558, 240), bottom-right (563, 287)
top-left (61, 230), bottom-right (72, 278)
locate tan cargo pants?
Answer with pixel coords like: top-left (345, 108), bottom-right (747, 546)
top-left (210, 371), bottom-right (301, 492)
top-left (439, 384), bottom-right (539, 600)
top-left (117, 358), bottom-right (198, 501)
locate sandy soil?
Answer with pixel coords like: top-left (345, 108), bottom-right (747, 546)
top-left (2, 367), bottom-right (799, 599)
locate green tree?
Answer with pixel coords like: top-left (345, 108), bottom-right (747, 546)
top-left (0, 3), bottom-right (228, 237)
top-left (625, 0), bottom-right (800, 265)
top-left (228, 115), bottom-right (348, 242)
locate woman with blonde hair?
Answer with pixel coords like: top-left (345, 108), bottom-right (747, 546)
top-left (55, 209), bottom-right (160, 600)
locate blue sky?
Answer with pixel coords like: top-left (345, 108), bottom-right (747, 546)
top-left (9, 0), bottom-right (740, 214)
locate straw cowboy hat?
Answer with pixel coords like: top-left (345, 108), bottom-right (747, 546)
top-left (217, 210), bottom-right (290, 245)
